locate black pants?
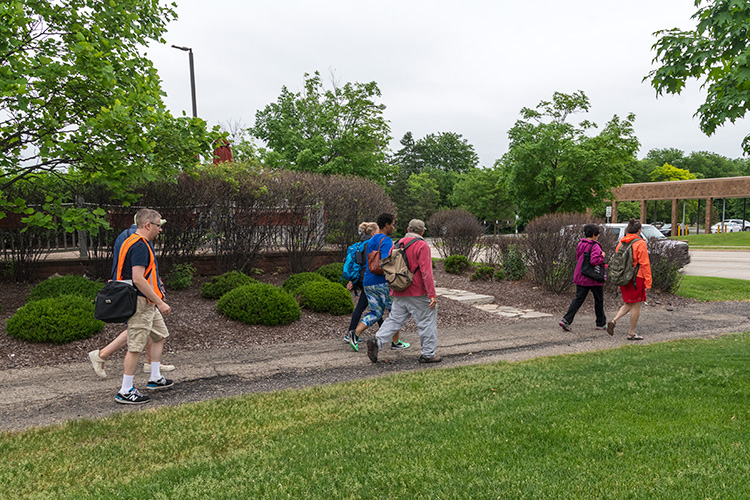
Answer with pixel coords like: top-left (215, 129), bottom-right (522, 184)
top-left (563, 285), bottom-right (606, 327)
top-left (348, 287), bottom-right (383, 332)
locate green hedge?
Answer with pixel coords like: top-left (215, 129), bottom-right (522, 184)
top-left (315, 262), bottom-right (345, 283)
top-left (282, 272), bottom-right (328, 295)
top-left (217, 283), bottom-right (300, 326)
top-left (444, 255), bottom-right (471, 274)
top-left (470, 266), bottom-right (496, 281)
top-left (297, 281), bottom-right (354, 315)
top-left (7, 295), bottom-right (104, 343)
top-left (201, 271), bottom-right (257, 299)
top-left (165, 263), bottom-right (196, 291)
top-left (27, 275), bottom-right (103, 302)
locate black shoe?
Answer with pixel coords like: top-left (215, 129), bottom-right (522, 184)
top-left (366, 338), bottom-right (378, 363)
top-left (115, 387), bottom-right (151, 405)
top-left (418, 355), bottom-right (442, 364)
top-left (145, 377), bottom-right (174, 390)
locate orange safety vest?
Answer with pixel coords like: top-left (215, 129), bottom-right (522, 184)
top-left (115, 233), bottom-right (163, 301)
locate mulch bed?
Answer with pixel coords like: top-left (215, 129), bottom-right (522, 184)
top-left (0, 266), bottom-right (693, 370)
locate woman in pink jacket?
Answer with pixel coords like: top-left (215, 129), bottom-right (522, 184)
top-left (559, 224), bottom-right (607, 332)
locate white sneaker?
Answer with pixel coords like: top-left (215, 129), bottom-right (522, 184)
top-left (143, 363), bottom-right (175, 373)
top-left (88, 350), bottom-right (107, 378)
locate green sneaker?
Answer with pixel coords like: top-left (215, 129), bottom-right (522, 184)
top-left (348, 333), bottom-right (360, 352)
top-left (391, 340), bottom-right (411, 350)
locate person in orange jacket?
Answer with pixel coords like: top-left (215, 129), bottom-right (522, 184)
top-left (606, 219), bottom-right (652, 340)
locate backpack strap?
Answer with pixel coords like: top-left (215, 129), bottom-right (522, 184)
top-left (620, 237), bottom-right (642, 289)
top-left (399, 237), bottom-right (424, 272)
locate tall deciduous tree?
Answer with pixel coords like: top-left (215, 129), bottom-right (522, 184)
top-left (1, 0), bottom-right (214, 229)
top-left (648, 0), bottom-right (750, 152)
top-left (391, 131), bottom-right (479, 213)
top-left (498, 91), bottom-right (639, 222)
top-left (450, 167), bottom-right (515, 231)
top-left (252, 71), bottom-right (392, 182)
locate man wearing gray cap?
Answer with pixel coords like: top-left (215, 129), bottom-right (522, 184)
top-left (366, 219), bottom-right (441, 364)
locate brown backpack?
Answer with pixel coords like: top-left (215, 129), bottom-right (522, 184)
top-left (381, 238), bottom-right (423, 291)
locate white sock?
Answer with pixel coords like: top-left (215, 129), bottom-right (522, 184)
top-left (120, 374), bottom-right (134, 394)
top-left (150, 361), bottom-right (162, 381)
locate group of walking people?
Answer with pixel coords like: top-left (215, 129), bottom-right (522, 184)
top-left (88, 209), bottom-right (654, 405)
top-left (88, 209), bottom-right (441, 405)
top-left (344, 213), bottom-right (441, 364)
top-left (559, 219), bottom-right (652, 340)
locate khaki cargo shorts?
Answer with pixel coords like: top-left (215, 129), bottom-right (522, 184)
top-left (126, 297), bottom-right (170, 352)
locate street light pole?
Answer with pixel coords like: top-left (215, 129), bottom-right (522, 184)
top-left (171, 45), bottom-right (197, 118)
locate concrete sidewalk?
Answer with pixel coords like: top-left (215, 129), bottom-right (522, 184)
top-left (2, 300), bottom-right (749, 432)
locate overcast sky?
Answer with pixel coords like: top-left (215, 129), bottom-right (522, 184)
top-left (146, 0), bottom-right (750, 168)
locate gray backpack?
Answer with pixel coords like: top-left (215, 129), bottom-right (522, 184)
top-left (608, 237), bottom-right (641, 288)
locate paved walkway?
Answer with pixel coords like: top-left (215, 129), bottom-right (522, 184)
top-left (2, 301), bottom-right (748, 432)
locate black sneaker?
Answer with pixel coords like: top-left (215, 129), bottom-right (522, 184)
top-left (366, 338), bottom-right (378, 363)
top-left (418, 355), bottom-right (442, 364)
top-left (146, 377), bottom-right (174, 390)
top-left (559, 319), bottom-right (572, 332)
top-left (115, 387), bottom-right (151, 405)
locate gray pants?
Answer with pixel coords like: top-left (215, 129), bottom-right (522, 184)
top-left (375, 296), bottom-right (438, 358)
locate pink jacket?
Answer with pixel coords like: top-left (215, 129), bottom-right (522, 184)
top-left (573, 238), bottom-right (605, 287)
top-left (389, 234), bottom-right (436, 298)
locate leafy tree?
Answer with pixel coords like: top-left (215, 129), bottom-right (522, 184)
top-left (682, 151), bottom-right (740, 178)
top-left (450, 167), bottom-right (515, 231)
top-left (498, 91), bottom-right (640, 222)
top-left (394, 131), bottom-right (479, 175)
top-left (648, 0), bottom-right (750, 152)
top-left (1, 0), bottom-right (214, 231)
top-left (649, 163), bottom-right (698, 182)
top-left (252, 71), bottom-right (392, 182)
top-left (391, 131), bottom-right (480, 212)
top-left (389, 173), bottom-right (440, 231)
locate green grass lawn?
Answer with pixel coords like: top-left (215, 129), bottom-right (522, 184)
top-left (3, 335), bottom-right (750, 499)
top-left (675, 231), bottom-right (750, 248)
top-left (677, 275), bottom-right (750, 301)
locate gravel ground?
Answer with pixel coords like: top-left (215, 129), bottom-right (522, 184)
top-left (0, 267), bottom-right (695, 370)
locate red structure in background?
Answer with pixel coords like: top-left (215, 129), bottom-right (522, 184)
top-left (212, 139), bottom-right (233, 164)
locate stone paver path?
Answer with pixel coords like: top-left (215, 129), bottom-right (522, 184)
top-left (435, 287), bottom-right (553, 319)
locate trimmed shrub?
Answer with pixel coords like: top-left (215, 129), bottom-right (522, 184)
top-left (27, 275), bottom-right (103, 303)
top-left (165, 263), bottom-right (196, 291)
top-left (502, 245), bottom-right (527, 281)
top-left (217, 283), bottom-right (300, 326)
top-left (7, 295), bottom-right (104, 343)
top-left (428, 209), bottom-right (485, 261)
top-left (282, 272), bottom-right (328, 295)
top-left (297, 281), bottom-right (354, 315)
top-left (444, 255), bottom-right (471, 275)
top-left (315, 262), bottom-right (345, 284)
top-left (201, 271), bottom-right (257, 299)
top-left (646, 239), bottom-right (691, 293)
top-left (470, 266), bottom-right (496, 281)
top-left (495, 268), bottom-right (506, 280)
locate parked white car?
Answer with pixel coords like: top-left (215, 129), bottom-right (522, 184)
top-left (711, 219), bottom-right (750, 233)
top-left (603, 223), bottom-right (690, 260)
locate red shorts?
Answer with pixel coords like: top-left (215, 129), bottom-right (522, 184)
top-left (620, 277), bottom-right (647, 303)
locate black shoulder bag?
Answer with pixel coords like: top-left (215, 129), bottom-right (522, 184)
top-left (580, 241), bottom-right (606, 282)
top-left (95, 280), bottom-right (139, 323)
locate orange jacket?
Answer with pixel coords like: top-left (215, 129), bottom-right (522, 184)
top-left (615, 233), bottom-right (652, 289)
